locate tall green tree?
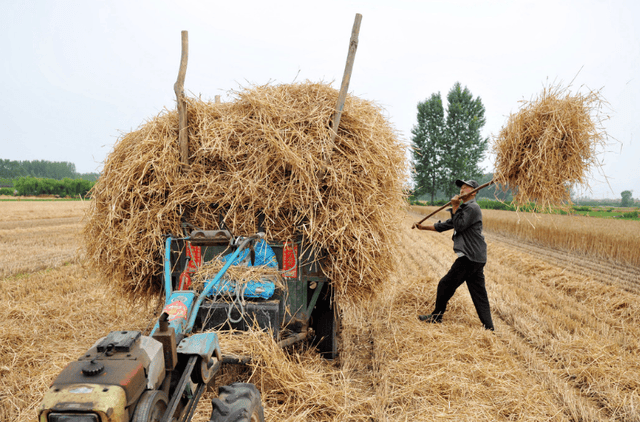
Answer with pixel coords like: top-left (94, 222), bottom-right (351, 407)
top-left (442, 82), bottom-right (488, 198)
top-left (411, 93), bottom-right (446, 204)
top-left (621, 190), bottom-right (633, 207)
top-left (411, 82), bottom-right (488, 200)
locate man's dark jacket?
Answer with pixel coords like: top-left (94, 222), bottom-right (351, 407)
top-left (433, 199), bottom-right (487, 263)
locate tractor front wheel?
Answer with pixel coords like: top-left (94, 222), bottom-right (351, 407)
top-left (132, 390), bottom-right (169, 422)
top-left (210, 382), bottom-right (264, 422)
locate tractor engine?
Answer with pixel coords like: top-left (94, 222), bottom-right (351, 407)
top-left (39, 331), bottom-right (165, 422)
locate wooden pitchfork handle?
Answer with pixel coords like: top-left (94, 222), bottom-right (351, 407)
top-left (411, 180), bottom-right (495, 228)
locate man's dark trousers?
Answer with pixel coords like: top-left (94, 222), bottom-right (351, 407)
top-left (433, 256), bottom-right (494, 330)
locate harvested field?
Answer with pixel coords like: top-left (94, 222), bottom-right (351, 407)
top-left (0, 200), bottom-right (90, 278)
top-left (3, 201), bottom-right (640, 421)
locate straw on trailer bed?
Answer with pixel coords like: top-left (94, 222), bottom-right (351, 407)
top-left (83, 81), bottom-right (408, 300)
top-left (191, 259), bottom-right (285, 293)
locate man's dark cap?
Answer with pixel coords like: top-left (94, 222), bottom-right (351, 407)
top-left (455, 179), bottom-right (479, 189)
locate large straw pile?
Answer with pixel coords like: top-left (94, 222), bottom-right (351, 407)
top-left (492, 85), bottom-right (608, 211)
top-left (84, 82), bottom-right (408, 298)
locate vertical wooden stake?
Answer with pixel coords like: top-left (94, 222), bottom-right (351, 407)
top-left (323, 13), bottom-right (362, 166)
top-left (215, 95), bottom-right (221, 104)
top-left (175, 31), bottom-right (189, 166)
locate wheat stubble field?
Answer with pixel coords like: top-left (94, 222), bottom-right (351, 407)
top-left (2, 200), bottom-right (639, 421)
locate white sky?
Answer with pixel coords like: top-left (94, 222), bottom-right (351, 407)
top-left (1, 0), bottom-right (638, 199)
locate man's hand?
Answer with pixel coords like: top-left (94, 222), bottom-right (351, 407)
top-left (450, 194), bottom-right (463, 215)
top-left (413, 223), bottom-right (437, 231)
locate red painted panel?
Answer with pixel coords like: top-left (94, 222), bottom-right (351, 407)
top-left (179, 242), bottom-right (201, 290)
top-left (282, 242), bottom-right (298, 278)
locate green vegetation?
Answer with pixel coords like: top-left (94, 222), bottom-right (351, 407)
top-left (621, 210), bottom-right (640, 219)
top-left (621, 190), bottom-right (634, 207)
top-left (476, 199), bottom-right (514, 211)
top-left (0, 159), bottom-right (99, 197)
top-left (0, 159), bottom-right (99, 182)
top-left (12, 176), bottom-right (94, 197)
top-left (411, 82), bottom-right (488, 203)
top-left (475, 200), bottom-right (640, 220)
top-left (0, 197), bottom-right (84, 202)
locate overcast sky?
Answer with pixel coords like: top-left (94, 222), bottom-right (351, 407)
top-left (1, 0), bottom-right (638, 198)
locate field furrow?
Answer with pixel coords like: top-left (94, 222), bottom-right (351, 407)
top-left (486, 244), bottom-right (640, 421)
top-left (487, 232), bottom-right (640, 295)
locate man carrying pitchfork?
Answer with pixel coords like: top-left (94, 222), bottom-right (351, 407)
top-left (412, 179), bottom-right (494, 331)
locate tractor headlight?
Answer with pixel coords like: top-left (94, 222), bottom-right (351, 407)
top-left (48, 412), bottom-right (100, 422)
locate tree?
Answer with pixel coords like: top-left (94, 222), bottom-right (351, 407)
top-left (441, 82), bottom-right (488, 198)
top-left (621, 190), bottom-right (633, 207)
top-left (410, 93), bottom-right (446, 204)
top-left (411, 82), bottom-right (488, 200)
top-left (0, 159), bottom-right (26, 178)
top-left (14, 176), bottom-right (36, 196)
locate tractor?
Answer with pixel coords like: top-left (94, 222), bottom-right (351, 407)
top-left (39, 13), bottom-right (362, 422)
top-left (38, 220), bottom-right (339, 422)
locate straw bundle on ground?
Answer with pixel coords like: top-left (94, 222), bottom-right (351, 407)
top-left (84, 81), bottom-right (408, 298)
top-left (491, 85), bottom-right (608, 211)
top-left (209, 329), bottom-right (375, 421)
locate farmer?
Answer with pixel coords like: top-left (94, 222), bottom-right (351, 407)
top-left (412, 179), bottom-right (494, 331)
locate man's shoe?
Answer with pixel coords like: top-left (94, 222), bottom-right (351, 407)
top-left (418, 314), bottom-right (441, 323)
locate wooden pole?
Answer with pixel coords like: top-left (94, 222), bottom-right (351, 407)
top-left (323, 13), bottom-right (362, 166)
top-left (412, 180), bottom-right (495, 228)
top-left (215, 95), bottom-right (221, 104)
top-left (174, 31), bottom-right (189, 166)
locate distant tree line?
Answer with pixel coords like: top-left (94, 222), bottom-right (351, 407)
top-left (574, 191), bottom-right (637, 207)
top-left (0, 159), bottom-right (99, 182)
top-left (0, 159), bottom-right (98, 197)
top-left (5, 177), bottom-right (95, 197)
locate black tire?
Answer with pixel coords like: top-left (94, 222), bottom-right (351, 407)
top-left (210, 383), bottom-right (265, 422)
top-left (311, 283), bottom-right (340, 359)
top-left (132, 390), bottom-right (169, 422)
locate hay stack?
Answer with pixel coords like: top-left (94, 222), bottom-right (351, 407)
top-left (84, 82), bottom-right (408, 298)
top-left (492, 85), bottom-right (608, 211)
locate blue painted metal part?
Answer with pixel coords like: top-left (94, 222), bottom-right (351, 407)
top-left (177, 332), bottom-right (221, 361)
top-left (158, 234), bottom-right (262, 335)
top-left (185, 236), bottom-right (257, 334)
top-left (150, 291), bottom-right (196, 336)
